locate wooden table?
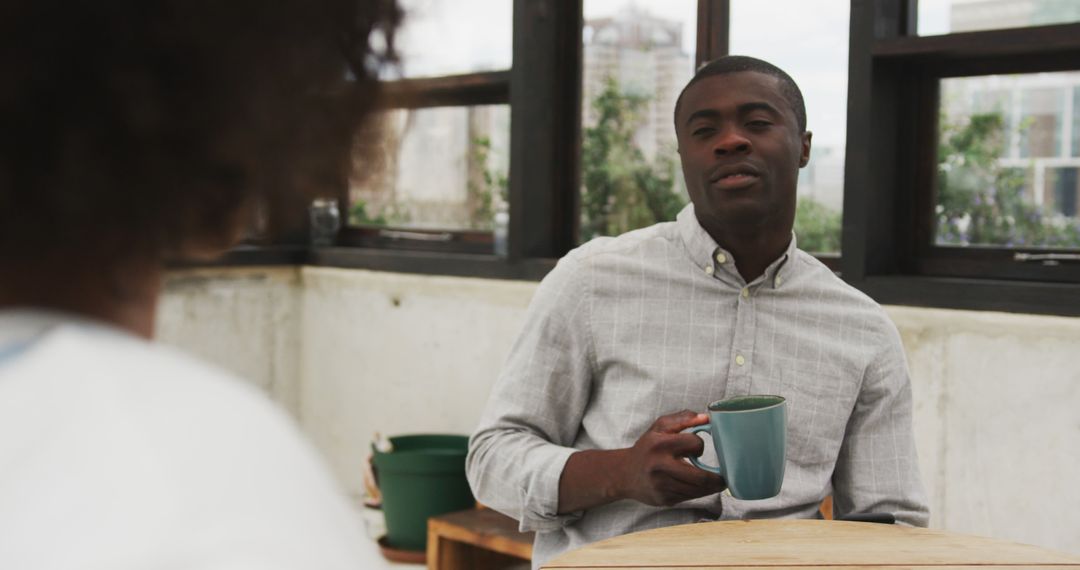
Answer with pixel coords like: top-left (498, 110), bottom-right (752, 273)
top-left (541, 520), bottom-right (1080, 569)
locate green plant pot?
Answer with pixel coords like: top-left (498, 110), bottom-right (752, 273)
top-left (372, 434), bottom-right (475, 552)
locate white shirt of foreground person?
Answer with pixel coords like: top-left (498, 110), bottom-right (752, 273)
top-left (0, 310), bottom-right (376, 570)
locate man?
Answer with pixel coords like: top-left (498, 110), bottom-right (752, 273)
top-left (0, 1), bottom-right (400, 568)
top-left (467, 56), bottom-right (929, 568)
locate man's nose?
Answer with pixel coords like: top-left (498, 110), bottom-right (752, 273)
top-left (712, 127), bottom-right (751, 156)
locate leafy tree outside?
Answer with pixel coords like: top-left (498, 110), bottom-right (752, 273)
top-left (348, 198), bottom-right (386, 226)
top-left (467, 135), bottom-right (508, 231)
top-left (937, 111), bottom-right (1080, 248)
top-left (581, 76), bottom-right (686, 242)
top-left (794, 196), bottom-right (842, 254)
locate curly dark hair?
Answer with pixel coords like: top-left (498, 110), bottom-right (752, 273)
top-left (0, 0), bottom-right (401, 262)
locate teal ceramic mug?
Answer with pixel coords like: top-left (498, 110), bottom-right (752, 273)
top-left (687, 395), bottom-right (787, 500)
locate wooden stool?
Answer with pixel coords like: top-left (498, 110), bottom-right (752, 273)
top-left (427, 508), bottom-right (534, 570)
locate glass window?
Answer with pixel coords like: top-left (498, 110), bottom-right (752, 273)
top-left (348, 105), bottom-right (510, 232)
top-left (918, 0), bottom-right (1080, 36)
top-left (579, 0), bottom-right (696, 242)
top-left (389, 0), bottom-right (512, 79)
top-left (936, 73), bottom-right (1080, 249)
top-left (731, 0), bottom-right (849, 255)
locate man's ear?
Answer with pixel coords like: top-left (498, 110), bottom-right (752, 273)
top-left (799, 131), bottom-right (813, 168)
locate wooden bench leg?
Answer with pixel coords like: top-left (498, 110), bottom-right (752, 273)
top-left (428, 530), bottom-right (473, 570)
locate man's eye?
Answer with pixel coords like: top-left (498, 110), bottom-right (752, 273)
top-left (692, 127), bottom-right (715, 137)
top-left (748, 120), bottom-right (772, 128)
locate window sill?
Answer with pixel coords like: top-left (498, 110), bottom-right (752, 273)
top-left (310, 247), bottom-right (556, 281)
top-left (167, 245), bottom-right (309, 269)
top-left (175, 247), bottom-right (1080, 316)
top-left (174, 245), bottom-right (557, 282)
top-left (850, 275), bottom-right (1080, 317)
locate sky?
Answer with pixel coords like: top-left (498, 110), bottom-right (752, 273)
top-left (393, 0), bottom-right (514, 77)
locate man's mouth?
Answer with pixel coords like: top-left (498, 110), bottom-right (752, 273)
top-left (709, 164), bottom-right (762, 190)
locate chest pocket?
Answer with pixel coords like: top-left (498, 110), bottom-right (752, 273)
top-left (778, 367), bottom-right (856, 467)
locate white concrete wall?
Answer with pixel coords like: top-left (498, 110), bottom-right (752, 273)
top-left (892, 306), bottom-right (1080, 554)
top-left (296, 267), bottom-right (535, 501)
top-left (157, 266), bottom-right (1080, 556)
top-left (158, 267), bottom-right (303, 413)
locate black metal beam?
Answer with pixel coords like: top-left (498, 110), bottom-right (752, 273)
top-left (377, 71), bottom-right (511, 109)
top-left (508, 0), bottom-right (582, 260)
top-left (696, 0), bottom-right (730, 67)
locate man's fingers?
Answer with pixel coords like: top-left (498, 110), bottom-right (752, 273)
top-left (657, 478), bottom-right (708, 504)
top-left (651, 409), bottom-right (709, 434)
top-left (650, 463), bottom-right (726, 504)
top-left (663, 432), bottom-right (707, 457)
top-left (664, 458), bottom-right (726, 492)
top-left (646, 454), bottom-right (726, 491)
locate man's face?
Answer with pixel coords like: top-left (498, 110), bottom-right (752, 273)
top-left (675, 72), bottom-right (811, 239)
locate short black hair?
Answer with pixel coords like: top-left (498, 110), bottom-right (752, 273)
top-left (674, 55), bottom-right (807, 133)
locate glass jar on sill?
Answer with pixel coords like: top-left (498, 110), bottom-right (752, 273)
top-left (309, 198), bottom-right (340, 247)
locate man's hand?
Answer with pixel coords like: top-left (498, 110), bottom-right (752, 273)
top-left (557, 410), bottom-right (726, 514)
top-left (616, 410), bottom-right (727, 506)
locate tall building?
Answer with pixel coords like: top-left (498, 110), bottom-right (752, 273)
top-left (797, 146), bottom-right (846, 213)
top-left (583, 5), bottom-right (693, 163)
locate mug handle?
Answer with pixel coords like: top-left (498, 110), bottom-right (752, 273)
top-left (686, 424), bottom-right (723, 475)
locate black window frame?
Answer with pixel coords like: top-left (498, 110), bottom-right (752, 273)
top-left (311, 0), bottom-right (584, 280)
top-left (207, 0), bottom-right (1080, 317)
top-left (307, 0), bottom-right (731, 280)
top-left (843, 0), bottom-right (1080, 316)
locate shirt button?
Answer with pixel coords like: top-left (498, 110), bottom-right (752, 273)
top-left (776, 276), bottom-right (784, 286)
top-left (715, 253), bottom-right (727, 264)
top-left (705, 264), bottom-right (714, 275)
top-left (741, 287), bottom-right (750, 298)
top-left (735, 354), bottom-right (746, 366)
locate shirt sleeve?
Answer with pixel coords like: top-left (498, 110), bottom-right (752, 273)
top-left (831, 318), bottom-right (930, 527)
top-left (466, 252), bottom-right (596, 532)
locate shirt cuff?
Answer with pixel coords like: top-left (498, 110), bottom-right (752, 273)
top-left (518, 445), bottom-right (583, 532)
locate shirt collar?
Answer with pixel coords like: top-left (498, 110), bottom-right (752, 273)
top-left (676, 203), bottom-right (797, 289)
top-left (0, 307), bottom-right (133, 348)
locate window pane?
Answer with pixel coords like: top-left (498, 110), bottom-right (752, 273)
top-left (936, 73), bottom-right (1080, 249)
top-left (389, 0), bottom-right (512, 79)
top-left (349, 105), bottom-right (510, 232)
top-left (918, 0), bottom-right (1080, 36)
top-left (731, 0), bottom-right (848, 255)
top-left (579, 0), bottom-right (696, 242)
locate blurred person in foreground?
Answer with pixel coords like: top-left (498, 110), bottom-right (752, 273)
top-left (468, 56), bottom-right (929, 569)
top-left (0, 1), bottom-right (400, 567)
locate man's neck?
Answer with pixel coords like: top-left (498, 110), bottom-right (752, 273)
top-left (0, 257), bottom-right (162, 339)
top-left (703, 222), bottom-right (791, 283)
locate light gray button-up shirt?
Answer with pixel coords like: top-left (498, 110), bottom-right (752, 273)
top-left (467, 204), bottom-right (929, 569)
